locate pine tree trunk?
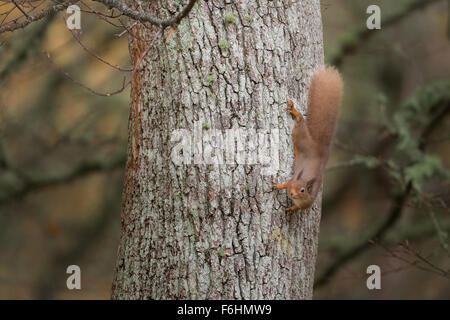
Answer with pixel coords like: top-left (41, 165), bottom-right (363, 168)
top-left (112, 0), bottom-right (324, 300)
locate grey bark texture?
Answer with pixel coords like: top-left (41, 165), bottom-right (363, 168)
top-left (112, 0), bottom-right (324, 300)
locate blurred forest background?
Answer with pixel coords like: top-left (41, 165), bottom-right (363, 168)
top-left (0, 0), bottom-right (449, 299)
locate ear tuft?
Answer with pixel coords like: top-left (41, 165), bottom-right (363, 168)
top-left (296, 169), bottom-right (303, 181)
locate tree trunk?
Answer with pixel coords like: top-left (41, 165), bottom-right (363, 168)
top-left (112, 0), bottom-right (324, 300)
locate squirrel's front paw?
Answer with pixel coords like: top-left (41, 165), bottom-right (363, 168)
top-left (286, 206), bottom-right (300, 214)
top-left (272, 181), bottom-right (288, 190)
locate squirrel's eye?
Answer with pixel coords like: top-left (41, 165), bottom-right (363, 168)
top-left (300, 188), bottom-right (305, 193)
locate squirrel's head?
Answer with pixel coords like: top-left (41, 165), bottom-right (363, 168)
top-left (287, 178), bottom-right (317, 210)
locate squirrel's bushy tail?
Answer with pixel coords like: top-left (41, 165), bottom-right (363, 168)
top-left (306, 66), bottom-right (343, 154)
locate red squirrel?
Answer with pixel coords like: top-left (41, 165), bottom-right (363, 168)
top-left (273, 66), bottom-right (343, 212)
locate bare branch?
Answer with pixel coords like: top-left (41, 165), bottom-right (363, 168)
top-left (44, 29), bottom-right (161, 96)
top-left (0, 0), bottom-right (80, 34)
top-left (0, 12), bottom-right (53, 82)
top-left (314, 183), bottom-right (412, 289)
top-left (79, 0), bottom-right (124, 28)
top-left (69, 29), bottom-right (132, 71)
top-left (315, 93), bottom-right (450, 289)
top-left (116, 21), bottom-right (136, 38)
top-left (377, 241), bottom-right (450, 279)
top-left (0, 151), bottom-right (126, 206)
top-left (328, 0), bottom-right (442, 67)
top-left (11, 0), bottom-right (31, 19)
top-left (92, 0), bottom-right (198, 27)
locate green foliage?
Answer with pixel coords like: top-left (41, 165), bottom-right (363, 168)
top-left (405, 155), bottom-right (449, 191)
top-left (352, 155), bottom-right (381, 169)
top-left (346, 80), bottom-right (450, 195)
top-left (202, 122), bottom-right (211, 130)
top-left (383, 81), bottom-right (450, 192)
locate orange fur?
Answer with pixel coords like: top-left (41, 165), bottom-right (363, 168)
top-left (273, 66), bottom-right (343, 212)
top-left (306, 66), bottom-right (343, 157)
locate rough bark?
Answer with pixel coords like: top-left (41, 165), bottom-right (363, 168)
top-left (112, 0), bottom-right (324, 300)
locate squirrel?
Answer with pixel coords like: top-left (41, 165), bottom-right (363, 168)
top-left (273, 66), bottom-right (343, 212)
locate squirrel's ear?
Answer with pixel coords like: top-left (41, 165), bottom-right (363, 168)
top-left (306, 178), bottom-right (316, 194)
top-left (296, 169), bottom-right (304, 181)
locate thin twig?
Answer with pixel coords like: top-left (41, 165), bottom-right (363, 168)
top-left (315, 97), bottom-right (450, 289)
top-left (314, 183), bottom-right (412, 288)
top-left (44, 29), bottom-right (161, 97)
top-left (377, 241), bottom-right (450, 279)
top-left (0, 0), bottom-right (80, 34)
top-left (11, 0), bottom-right (31, 19)
top-left (69, 29), bottom-right (132, 72)
top-left (328, 0), bottom-right (442, 66)
top-left (0, 152), bottom-right (126, 206)
top-left (116, 21), bottom-right (137, 38)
